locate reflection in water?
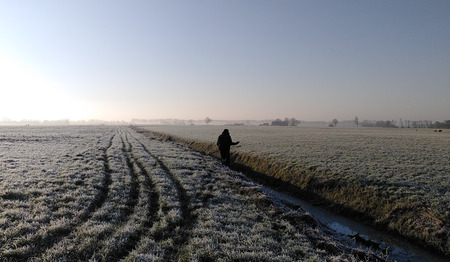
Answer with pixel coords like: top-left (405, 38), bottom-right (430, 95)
top-left (261, 187), bottom-right (448, 262)
top-left (328, 222), bottom-right (356, 235)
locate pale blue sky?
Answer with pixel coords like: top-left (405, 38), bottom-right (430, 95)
top-left (1, 0), bottom-right (449, 121)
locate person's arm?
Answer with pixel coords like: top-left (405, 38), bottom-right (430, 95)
top-left (232, 141), bottom-right (239, 145)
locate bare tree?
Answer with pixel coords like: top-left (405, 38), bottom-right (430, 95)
top-left (405, 120), bottom-right (411, 128)
top-left (205, 117), bottom-right (212, 125)
top-left (354, 116), bottom-right (359, 127)
top-left (391, 119), bottom-right (397, 127)
top-left (331, 118), bottom-right (339, 127)
top-left (289, 118), bottom-right (301, 126)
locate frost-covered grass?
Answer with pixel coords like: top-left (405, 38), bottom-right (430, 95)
top-left (1, 126), bottom-right (385, 261)
top-left (0, 126), bottom-right (115, 260)
top-left (130, 129), bottom-right (381, 261)
top-left (138, 125), bottom-right (450, 256)
top-left (38, 130), bottom-right (135, 261)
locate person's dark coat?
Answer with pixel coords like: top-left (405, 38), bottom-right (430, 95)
top-left (217, 129), bottom-right (239, 165)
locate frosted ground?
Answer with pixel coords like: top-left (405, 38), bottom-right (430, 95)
top-left (0, 126), bottom-right (384, 261)
top-left (140, 125), bottom-right (449, 256)
top-left (142, 126), bottom-right (449, 189)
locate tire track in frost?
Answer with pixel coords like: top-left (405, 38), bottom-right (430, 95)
top-left (118, 130), bottom-right (140, 218)
top-left (98, 131), bottom-right (161, 261)
top-left (66, 130), bottom-right (142, 261)
top-left (22, 132), bottom-right (117, 261)
top-left (129, 130), bottom-right (195, 261)
top-left (81, 133), bottom-right (114, 219)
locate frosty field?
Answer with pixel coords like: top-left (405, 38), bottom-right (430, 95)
top-left (0, 126), bottom-right (385, 261)
top-left (139, 125), bottom-right (449, 256)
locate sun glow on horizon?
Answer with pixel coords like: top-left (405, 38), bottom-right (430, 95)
top-left (0, 52), bottom-right (94, 121)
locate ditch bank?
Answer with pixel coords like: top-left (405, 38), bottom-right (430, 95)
top-left (260, 187), bottom-right (448, 262)
top-left (132, 127), bottom-right (449, 259)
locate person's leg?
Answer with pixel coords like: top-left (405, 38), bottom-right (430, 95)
top-left (220, 149), bottom-right (227, 163)
top-left (224, 150), bottom-right (230, 165)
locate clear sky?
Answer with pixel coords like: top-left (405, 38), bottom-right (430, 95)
top-left (1, 0), bottom-right (449, 122)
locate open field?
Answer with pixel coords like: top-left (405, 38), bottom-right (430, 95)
top-left (138, 125), bottom-right (449, 256)
top-left (0, 126), bottom-right (384, 261)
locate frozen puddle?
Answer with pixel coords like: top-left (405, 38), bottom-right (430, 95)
top-left (260, 187), bottom-right (448, 262)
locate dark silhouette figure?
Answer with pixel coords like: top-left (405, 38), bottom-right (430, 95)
top-left (217, 129), bottom-right (239, 165)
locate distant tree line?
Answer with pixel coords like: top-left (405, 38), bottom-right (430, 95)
top-left (271, 118), bottom-right (300, 126)
top-left (360, 120), bottom-right (398, 128)
top-left (359, 119), bottom-right (450, 129)
top-left (433, 120), bottom-right (450, 129)
top-left (0, 119), bottom-right (71, 125)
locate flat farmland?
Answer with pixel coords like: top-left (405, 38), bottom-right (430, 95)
top-left (0, 126), bottom-right (384, 261)
top-left (139, 125), bottom-right (450, 256)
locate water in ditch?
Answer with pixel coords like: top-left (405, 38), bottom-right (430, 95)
top-left (261, 187), bottom-right (448, 262)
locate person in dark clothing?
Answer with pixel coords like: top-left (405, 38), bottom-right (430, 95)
top-left (217, 129), bottom-right (239, 165)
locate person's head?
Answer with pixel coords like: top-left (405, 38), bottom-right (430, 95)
top-left (222, 129), bottom-right (229, 135)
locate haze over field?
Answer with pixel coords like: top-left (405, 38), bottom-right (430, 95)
top-left (1, 1), bottom-right (449, 122)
